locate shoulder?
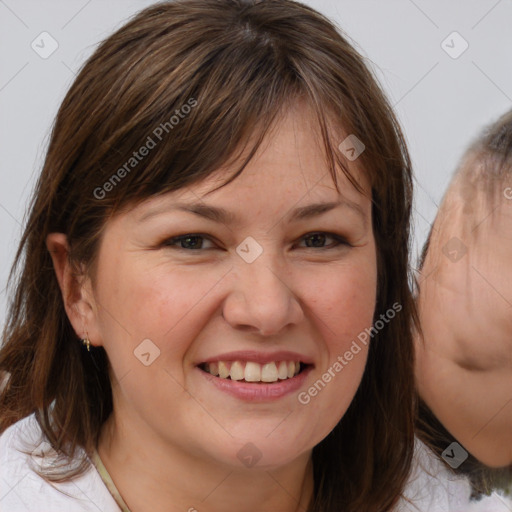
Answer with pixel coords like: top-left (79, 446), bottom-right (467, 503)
top-left (0, 413), bottom-right (120, 512)
top-left (395, 436), bottom-right (512, 512)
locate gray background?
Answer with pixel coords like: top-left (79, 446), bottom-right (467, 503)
top-left (1, 0), bottom-right (511, 331)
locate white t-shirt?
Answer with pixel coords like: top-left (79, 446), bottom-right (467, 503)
top-left (396, 437), bottom-right (512, 512)
top-left (0, 413), bottom-right (120, 512)
top-left (0, 413), bottom-right (510, 511)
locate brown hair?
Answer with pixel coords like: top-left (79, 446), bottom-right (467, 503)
top-left (416, 109), bottom-right (512, 497)
top-left (0, 1), bottom-right (417, 510)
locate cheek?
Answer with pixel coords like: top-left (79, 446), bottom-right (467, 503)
top-left (308, 259), bottom-right (378, 350)
top-left (318, 268), bottom-right (376, 370)
top-left (96, 258), bottom-right (226, 356)
top-left (296, 260), bottom-right (377, 442)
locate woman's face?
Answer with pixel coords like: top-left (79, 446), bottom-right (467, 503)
top-left (84, 105), bottom-right (377, 469)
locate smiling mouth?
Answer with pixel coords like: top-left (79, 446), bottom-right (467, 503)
top-left (198, 360), bottom-right (311, 383)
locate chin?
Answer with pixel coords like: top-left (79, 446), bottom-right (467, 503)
top-left (208, 436), bottom-right (313, 471)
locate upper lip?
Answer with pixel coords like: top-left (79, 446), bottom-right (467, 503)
top-left (198, 350), bottom-right (314, 366)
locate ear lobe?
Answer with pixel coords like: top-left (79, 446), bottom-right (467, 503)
top-left (46, 232), bottom-right (100, 346)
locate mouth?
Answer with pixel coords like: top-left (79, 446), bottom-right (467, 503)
top-left (197, 360), bottom-right (312, 384)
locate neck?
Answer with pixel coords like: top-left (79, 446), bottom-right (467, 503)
top-left (97, 409), bottom-right (314, 512)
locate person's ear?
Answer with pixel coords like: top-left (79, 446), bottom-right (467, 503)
top-left (45, 233), bottom-right (102, 348)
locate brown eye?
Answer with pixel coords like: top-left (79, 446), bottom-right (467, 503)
top-left (161, 232), bottom-right (350, 252)
top-left (162, 234), bottom-right (216, 250)
top-left (300, 232), bottom-right (350, 249)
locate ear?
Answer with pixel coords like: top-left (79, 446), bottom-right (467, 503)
top-left (46, 233), bottom-right (103, 348)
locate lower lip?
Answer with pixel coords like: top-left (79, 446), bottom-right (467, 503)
top-left (197, 365), bottom-right (313, 402)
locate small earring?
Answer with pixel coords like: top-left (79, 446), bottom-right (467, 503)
top-left (82, 338), bottom-right (91, 352)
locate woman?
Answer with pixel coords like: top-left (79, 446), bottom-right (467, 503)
top-left (0, 1), bottom-right (417, 510)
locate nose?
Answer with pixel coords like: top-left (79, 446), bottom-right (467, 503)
top-left (222, 256), bottom-right (304, 336)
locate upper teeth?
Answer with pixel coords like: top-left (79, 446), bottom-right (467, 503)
top-left (204, 361), bottom-right (301, 382)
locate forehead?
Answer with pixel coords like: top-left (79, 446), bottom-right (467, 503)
top-left (178, 101), bottom-right (370, 199)
top-left (116, 99), bottom-right (374, 230)
top-left (133, 152), bottom-right (371, 232)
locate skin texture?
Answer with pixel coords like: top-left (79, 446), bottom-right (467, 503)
top-left (415, 165), bottom-right (512, 468)
top-left (47, 103), bottom-right (377, 512)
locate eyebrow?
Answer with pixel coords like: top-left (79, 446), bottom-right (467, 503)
top-left (137, 199), bottom-right (366, 225)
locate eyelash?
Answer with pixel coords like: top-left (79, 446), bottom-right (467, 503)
top-left (161, 232), bottom-right (351, 251)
